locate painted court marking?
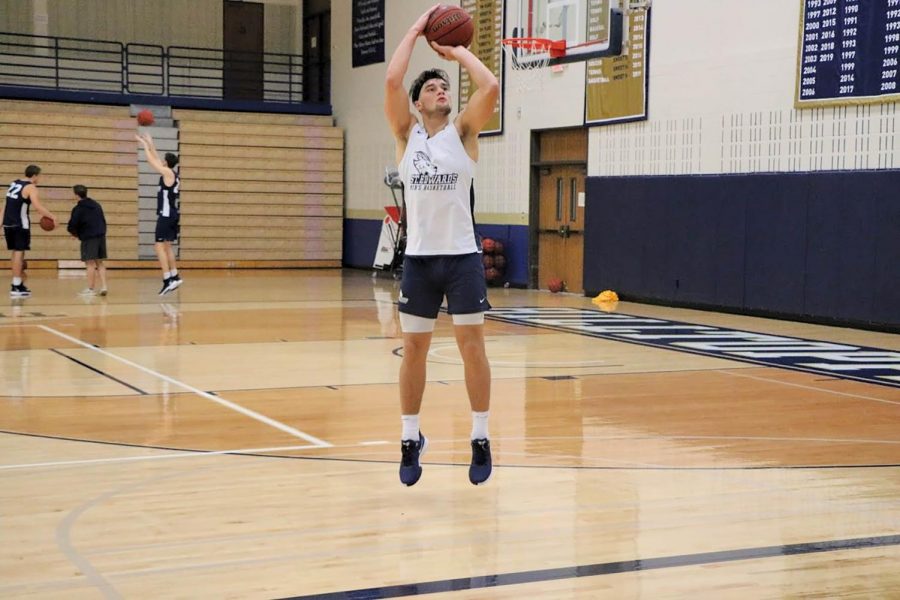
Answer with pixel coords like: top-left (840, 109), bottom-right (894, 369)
top-left (37, 325), bottom-right (332, 448)
top-left (487, 307), bottom-right (900, 387)
top-left (0, 444), bottom-right (322, 471)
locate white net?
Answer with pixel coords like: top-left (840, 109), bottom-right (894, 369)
top-left (501, 38), bottom-right (554, 92)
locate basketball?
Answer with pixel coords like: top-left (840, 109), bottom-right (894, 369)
top-left (493, 240), bottom-right (504, 255)
top-left (137, 109), bottom-right (154, 126)
top-left (482, 255), bottom-right (494, 269)
top-left (548, 277), bottom-right (564, 293)
top-left (39, 216), bottom-right (54, 231)
top-left (493, 254), bottom-right (506, 269)
top-left (485, 266), bottom-right (500, 282)
top-left (425, 5), bottom-right (474, 48)
top-left (482, 237), bottom-right (496, 253)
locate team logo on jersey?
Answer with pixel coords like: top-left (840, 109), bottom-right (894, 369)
top-left (409, 151), bottom-right (459, 191)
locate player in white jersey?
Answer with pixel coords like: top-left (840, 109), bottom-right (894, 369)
top-left (385, 5), bottom-right (500, 486)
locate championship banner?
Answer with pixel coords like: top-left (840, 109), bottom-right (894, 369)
top-left (584, 1), bottom-right (650, 125)
top-left (459, 0), bottom-right (504, 136)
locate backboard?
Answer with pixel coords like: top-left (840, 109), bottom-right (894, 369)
top-left (510, 0), bottom-right (626, 63)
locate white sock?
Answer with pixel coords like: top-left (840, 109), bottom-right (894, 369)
top-left (471, 411), bottom-right (490, 440)
top-left (171, 268), bottom-right (178, 277)
top-left (401, 414), bottom-right (420, 441)
top-left (12, 277), bottom-right (22, 286)
top-left (164, 271), bottom-right (172, 279)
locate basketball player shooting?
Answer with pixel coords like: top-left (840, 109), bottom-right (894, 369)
top-left (384, 5), bottom-right (500, 486)
top-left (136, 132), bottom-right (183, 295)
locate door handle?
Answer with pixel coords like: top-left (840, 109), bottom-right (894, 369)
top-left (556, 177), bottom-right (563, 222)
top-left (569, 177), bottom-right (577, 222)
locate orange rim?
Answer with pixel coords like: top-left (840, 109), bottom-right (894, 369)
top-left (501, 37), bottom-right (566, 58)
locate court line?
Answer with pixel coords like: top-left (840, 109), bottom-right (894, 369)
top-left (0, 444), bottom-right (322, 471)
top-left (49, 348), bottom-right (149, 395)
top-left (718, 369), bottom-right (900, 406)
top-left (3, 428), bottom-right (899, 471)
top-left (37, 325), bottom-right (332, 447)
top-left (279, 534), bottom-right (900, 599)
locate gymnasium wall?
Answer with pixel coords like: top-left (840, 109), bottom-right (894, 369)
top-left (0, 0), bottom-right (302, 54)
top-left (584, 171), bottom-right (900, 329)
top-left (590, 0), bottom-right (900, 176)
top-left (332, 0), bottom-right (900, 319)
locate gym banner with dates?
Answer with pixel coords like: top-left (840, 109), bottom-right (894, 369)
top-left (459, 0), bottom-right (504, 136)
top-left (796, 0), bottom-right (900, 107)
top-left (585, 3), bottom-right (650, 126)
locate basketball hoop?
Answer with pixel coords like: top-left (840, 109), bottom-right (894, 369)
top-left (501, 37), bottom-right (566, 91)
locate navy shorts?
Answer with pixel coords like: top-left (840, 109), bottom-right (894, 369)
top-left (4, 227), bottom-right (30, 251)
top-left (399, 253), bottom-right (491, 318)
top-left (155, 216), bottom-right (180, 242)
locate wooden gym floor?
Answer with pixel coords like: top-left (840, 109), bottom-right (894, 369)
top-left (1, 269), bottom-right (898, 599)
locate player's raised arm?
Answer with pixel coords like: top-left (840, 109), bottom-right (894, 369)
top-left (385, 5), bottom-right (439, 147)
top-left (135, 133), bottom-right (174, 185)
top-left (435, 44), bottom-right (499, 141)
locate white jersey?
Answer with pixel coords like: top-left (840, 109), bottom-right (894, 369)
top-left (399, 123), bottom-right (478, 256)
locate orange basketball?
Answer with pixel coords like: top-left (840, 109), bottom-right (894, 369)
top-left (39, 216), bottom-right (55, 231)
top-left (137, 109), bottom-right (154, 126)
top-left (482, 238), bottom-right (496, 253)
top-left (425, 5), bottom-right (474, 48)
top-left (548, 278), bottom-right (564, 293)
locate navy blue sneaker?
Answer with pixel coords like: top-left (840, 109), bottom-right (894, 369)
top-left (469, 438), bottom-right (492, 485)
top-left (399, 432), bottom-right (428, 486)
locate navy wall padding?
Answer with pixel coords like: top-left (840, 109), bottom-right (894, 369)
top-left (585, 170), bottom-right (900, 329)
top-left (343, 218), bottom-right (384, 269)
top-left (342, 219), bottom-right (530, 287)
top-left (743, 176), bottom-right (808, 313)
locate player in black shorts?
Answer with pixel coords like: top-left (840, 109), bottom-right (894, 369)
top-left (3, 165), bottom-right (58, 298)
top-left (136, 132), bottom-right (183, 295)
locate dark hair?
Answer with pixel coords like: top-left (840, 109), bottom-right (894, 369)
top-left (73, 184), bottom-right (88, 198)
top-left (164, 153), bottom-right (179, 168)
top-left (25, 164), bottom-right (41, 178)
top-left (410, 68), bottom-right (450, 102)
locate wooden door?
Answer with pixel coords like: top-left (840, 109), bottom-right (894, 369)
top-left (537, 164), bottom-right (586, 292)
top-left (223, 0), bottom-right (264, 100)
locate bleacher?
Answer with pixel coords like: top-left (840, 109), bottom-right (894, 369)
top-left (0, 99), bottom-right (137, 261)
top-left (173, 109), bottom-right (343, 263)
top-left (0, 100), bottom-right (344, 267)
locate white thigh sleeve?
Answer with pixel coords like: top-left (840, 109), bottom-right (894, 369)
top-left (452, 312), bottom-right (485, 326)
top-left (400, 312), bottom-right (436, 333)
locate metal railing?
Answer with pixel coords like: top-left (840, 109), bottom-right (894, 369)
top-left (0, 31), bottom-right (314, 104)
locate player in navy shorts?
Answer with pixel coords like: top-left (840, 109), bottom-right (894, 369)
top-left (136, 132), bottom-right (183, 295)
top-left (385, 5), bottom-right (500, 486)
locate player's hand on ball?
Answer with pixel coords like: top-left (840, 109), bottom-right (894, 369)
top-left (430, 41), bottom-right (457, 60)
top-left (413, 4), bottom-right (440, 36)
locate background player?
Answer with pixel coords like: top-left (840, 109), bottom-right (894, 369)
top-left (3, 165), bottom-right (57, 297)
top-left (136, 132), bottom-right (182, 295)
